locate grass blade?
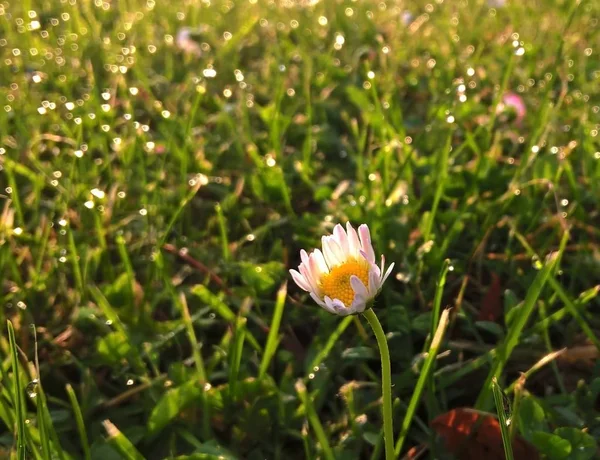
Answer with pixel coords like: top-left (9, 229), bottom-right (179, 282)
top-left (295, 380), bottom-right (335, 460)
top-left (228, 316), bottom-right (247, 401)
top-left (475, 238), bottom-right (564, 409)
top-left (65, 384), bottom-right (91, 460)
top-left (7, 320), bottom-right (27, 460)
top-left (395, 309), bottom-right (450, 456)
top-left (102, 420), bottom-right (145, 460)
top-left (307, 316), bottom-right (353, 374)
top-left (429, 259), bottom-right (450, 348)
top-left (259, 282), bottom-right (287, 379)
top-left (492, 378), bottom-right (514, 460)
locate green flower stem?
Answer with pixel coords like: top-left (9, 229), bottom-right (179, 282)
top-left (363, 308), bottom-right (395, 460)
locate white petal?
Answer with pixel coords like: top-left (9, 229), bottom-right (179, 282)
top-left (330, 298), bottom-right (351, 316)
top-left (313, 249), bottom-right (329, 274)
top-left (311, 292), bottom-right (335, 314)
top-left (347, 295), bottom-right (367, 314)
top-left (328, 236), bottom-right (346, 263)
top-left (346, 222), bottom-right (361, 257)
top-left (371, 260), bottom-right (381, 278)
top-left (290, 269), bottom-right (310, 291)
top-left (350, 275), bottom-right (369, 299)
top-left (324, 296), bottom-right (339, 314)
top-left (368, 268), bottom-right (380, 295)
top-left (320, 236), bottom-right (335, 267)
top-left (322, 236), bottom-right (342, 267)
top-left (358, 224), bottom-right (376, 263)
top-left (300, 263), bottom-right (320, 294)
top-left (333, 224), bottom-right (349, 256)
top-left (360, 251), bottom-right (381, 278)
top-left (380, 255), bottom-right (386, 279)
top-left (382, 262), bottom-right (395, 284)
top-left (300, 249), bottom-right (310, 267)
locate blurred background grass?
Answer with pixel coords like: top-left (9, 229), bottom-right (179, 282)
top-left (0, 0), bottom-right (599, 458)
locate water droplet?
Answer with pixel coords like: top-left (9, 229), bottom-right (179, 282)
top-left (26, 379), bottom-right (38, 398)
top-left (91, 188), bottom-right (105, 199)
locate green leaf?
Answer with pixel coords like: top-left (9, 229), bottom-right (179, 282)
top-left (147, 380), bottom-right (202, 435)
top-left (531, 431), bottom-right (571, 459)
top-left (96, 332), bottom-right (131, 364)
top-left (191, 285), bottom-right (236, 322)
top-left (362, 431), bottom-right (379, 446)
top-left (240, 261), bottom-right (284, 294)
top-left (475, 321), bottom-right (505, 338)
top-left (518, 396), bottom-right (548, 441)
top-left (554, 427), bottom-right (597, 460)
top-left (503, 289), bottom-right (520, 327)
top-left (174, 440), bottom-right (238, 459)
top-left (411, 312), bottom-right (432, 335)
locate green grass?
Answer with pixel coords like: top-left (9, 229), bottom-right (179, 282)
top-left (1, 0), bottom-right (599, 459)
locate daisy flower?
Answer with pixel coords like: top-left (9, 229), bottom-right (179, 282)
top-left (289, 222), bottom-right (394, 316)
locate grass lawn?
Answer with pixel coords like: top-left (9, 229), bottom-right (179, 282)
top-left (1, 0), bottom-right (599, 458)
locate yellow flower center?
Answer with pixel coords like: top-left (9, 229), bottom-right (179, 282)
top-left (319, 259), bottom-right (370, 307)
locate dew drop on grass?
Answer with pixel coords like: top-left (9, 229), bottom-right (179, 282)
top-left (532, 256), bottom-right (543, 270)
top-left (26, 379), bottom-right (39, 398)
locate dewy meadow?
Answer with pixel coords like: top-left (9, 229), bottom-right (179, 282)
top-left (0, 0), bottom-right (599, 459)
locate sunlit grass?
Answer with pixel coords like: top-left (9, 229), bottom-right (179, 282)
top-left (1, 0), bottom-right (599, 458)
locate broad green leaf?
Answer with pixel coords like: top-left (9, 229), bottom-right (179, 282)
top-left (518, 396), bottom-right (548, 441)
top-left (531, 431), bottom-right (571, 459)
top-left (554, 427), bottom-right (597, 460)
top-left (240, 261), bottom-right (284, 294)
top-left (96, 332), bottom-right (131, 365)
top-left (147, 380), bottom-right (202, 434)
